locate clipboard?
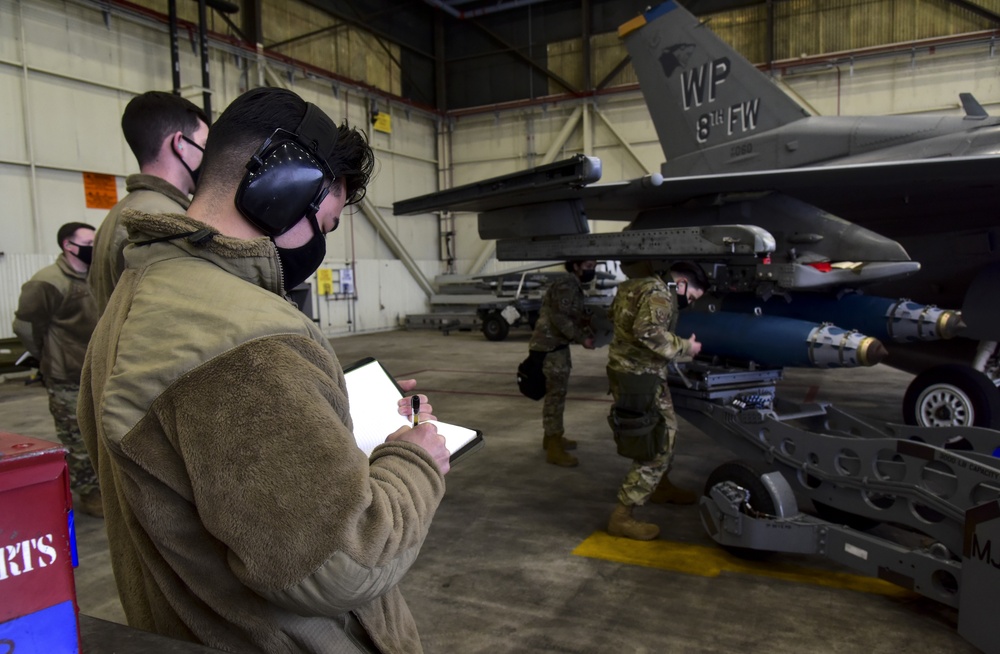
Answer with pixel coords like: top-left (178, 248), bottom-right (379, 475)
top-left (343, 357), bottom-right (484, 464)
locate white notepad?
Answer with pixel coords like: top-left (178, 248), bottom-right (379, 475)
top-left (343, 357), bottom-right (484, 463)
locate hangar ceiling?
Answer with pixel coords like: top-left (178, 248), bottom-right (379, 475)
top-left (275, 0), bottom-right (1000, 111)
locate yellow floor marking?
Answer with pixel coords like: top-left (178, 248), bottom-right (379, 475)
top-left (572, 531), bottom-right (912, 597)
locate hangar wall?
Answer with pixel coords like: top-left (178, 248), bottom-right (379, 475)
top-left (0, 0), bottom-right (441, 338)
top-left (3, 0), bottom-right (1000, 338)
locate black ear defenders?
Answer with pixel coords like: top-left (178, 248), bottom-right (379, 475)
top-left (235, 103), bottom-right (337, 237)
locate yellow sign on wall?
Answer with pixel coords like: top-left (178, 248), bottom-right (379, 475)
top-left (373, 112), bottom-right (392, 134)
top-left (316, 268), bottom-right (334, 295)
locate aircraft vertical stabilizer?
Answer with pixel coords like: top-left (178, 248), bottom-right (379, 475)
top-left (620, 2), bottom-right (808, 170)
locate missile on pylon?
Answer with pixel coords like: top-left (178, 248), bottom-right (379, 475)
top-left (676, 311), bottom-right (887, 368)
top-left (715, 293), bottom-right (964, 343)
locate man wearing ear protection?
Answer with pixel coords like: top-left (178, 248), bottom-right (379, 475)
top-left (78, 88), bottom-right (450, 654)
top-left (89, 91), bottom-right (210, 312)
top-left (14, 222), bottom-right (101, 517)
top-left (605, 261), bottom-right (707, 540)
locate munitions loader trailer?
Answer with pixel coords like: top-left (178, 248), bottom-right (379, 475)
top-left (670, 361), bottom-right (1000, 654)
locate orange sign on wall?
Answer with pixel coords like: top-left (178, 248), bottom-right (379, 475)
top-left (82, 172), bottom-right (118, 210)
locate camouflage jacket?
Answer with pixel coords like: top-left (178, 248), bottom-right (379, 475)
top-left (607, 275), bottom-right (691, 376)
top-left (529, 274), bottom-right (592, 352)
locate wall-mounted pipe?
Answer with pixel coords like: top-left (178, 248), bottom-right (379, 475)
top-left (16, 0), bottom-right (41, 252)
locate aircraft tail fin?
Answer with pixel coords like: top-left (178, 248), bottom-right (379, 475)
top-left (960, 92), bottom-right (988, 118)
top-left (620, 2), bottom-right (808, 165)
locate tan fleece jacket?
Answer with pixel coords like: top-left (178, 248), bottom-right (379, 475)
top-left (89, 173), bottom-right (191, 312)
top-left (78, 210), bottom-right (445, 654)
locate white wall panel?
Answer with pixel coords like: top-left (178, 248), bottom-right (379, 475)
top-left (25, 1), bottom-right (120, 82)
top-left (0, 164), bottom-right (35, 253)
top-left (451, 112), bottom-right (533, 180)
top-left (380, 152), bottom-right (436, 207)
top-left (32, 168), bottom-right (115, 247)
top-left (114, 19), bottom-right (177, 94)
top-left (314, 258), bottom-right (433, 336)
top-left (0, 67), bottom-right (27, 163)
top-left (0, 1), bottom-right (18, 62)
top-left (785, 47), bottom-right (1000, 117)
top-left (451, 213), bottom-right (483, 274)
top-left (28, 76), bottom-right (129, 174)
top-left (0, 253), bottom-right (54, 339)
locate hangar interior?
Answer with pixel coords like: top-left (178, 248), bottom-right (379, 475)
top-left (4, 0), bottom-right (1000, 337)
top-left (2, 0), bottom-right (1000, 652)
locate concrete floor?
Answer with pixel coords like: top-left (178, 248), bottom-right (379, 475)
top-left (0, 328), bottom-right (980, 653)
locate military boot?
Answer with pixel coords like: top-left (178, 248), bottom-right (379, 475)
top-left (607, 503), bottom-right (659, 540)
top-left (541, 436), bottom-right (577, 451)
top-left (649, 476), bottom-right (698, 505)
top-left (545, 438), bottom-right (579, 467)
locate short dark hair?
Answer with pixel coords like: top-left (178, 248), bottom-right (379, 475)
top-left (197, 87), bottom-right (374, 204)
top-left (122, 91), bottom-right (209, 167)
top-left (57, 222), bottom-right (95, 249)
top-left (328, 121), bottom-right (375, 207)
top-left (670, 260), bottom-right (710, 291)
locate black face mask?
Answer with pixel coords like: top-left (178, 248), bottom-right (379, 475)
top-left (579, 269), bottom-right (596, 284)
top-left (675, 280), bottom-right (689, 309)
top-left (69, 242), bottom-right (93, 266)
top-left (274, 214), bottom-right (326, 292)
top-left (178, 135), bottom-right (204, 189)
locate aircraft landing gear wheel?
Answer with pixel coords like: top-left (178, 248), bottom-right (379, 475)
top-left (482, 312), bottom-right (510, 342)
top-left (703, 460), bottom-right (778, 560)
top-left (903, 364), bottom-right (1000, 429)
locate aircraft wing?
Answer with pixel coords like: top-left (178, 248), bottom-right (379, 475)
top-left (394, 154), bottom-right (1000, 225)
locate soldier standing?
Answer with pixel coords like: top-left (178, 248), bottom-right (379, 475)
top-left (90, 91), bottom-right (210, 312)
top-left (528, 260), bottom-right (597, 467)
top-left (605, 261), bottom-right (707, 540)
top-left (13, 222), bottom-right (101, 516)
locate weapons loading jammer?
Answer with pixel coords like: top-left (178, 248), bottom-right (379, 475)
top-left (673, 360), bottom-right (1000, 654)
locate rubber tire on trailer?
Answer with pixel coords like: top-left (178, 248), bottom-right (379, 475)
top-left (902, 364), bottom-right (1000, 429)
top-left (703, 460), bottom-right (778, 560)
top-left (811, 500), bottom-right (880, 531)
top-left (482, 312), bottom-right (510, 342)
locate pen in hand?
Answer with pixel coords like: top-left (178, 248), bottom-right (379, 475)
top-left (411, 395), bottom-right (420, 427)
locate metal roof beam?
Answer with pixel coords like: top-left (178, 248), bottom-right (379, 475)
top-left (944, 0), bottom-right (1000, 24)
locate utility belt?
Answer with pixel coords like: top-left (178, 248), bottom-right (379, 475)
top-left (606, 367), bottom-right (667, 461)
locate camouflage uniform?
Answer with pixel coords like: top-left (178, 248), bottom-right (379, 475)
top-left (46, 381), bottom-right (98, 494)
top-left (529, 274), bottom-right (592, 442)
top-left (13, 254), bottom-right (99, 496)
top-left (607, 275), bottom-right (692, 506)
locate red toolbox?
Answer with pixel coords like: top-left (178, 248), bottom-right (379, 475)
top-left (0, 431), bottom-right (81, 653)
